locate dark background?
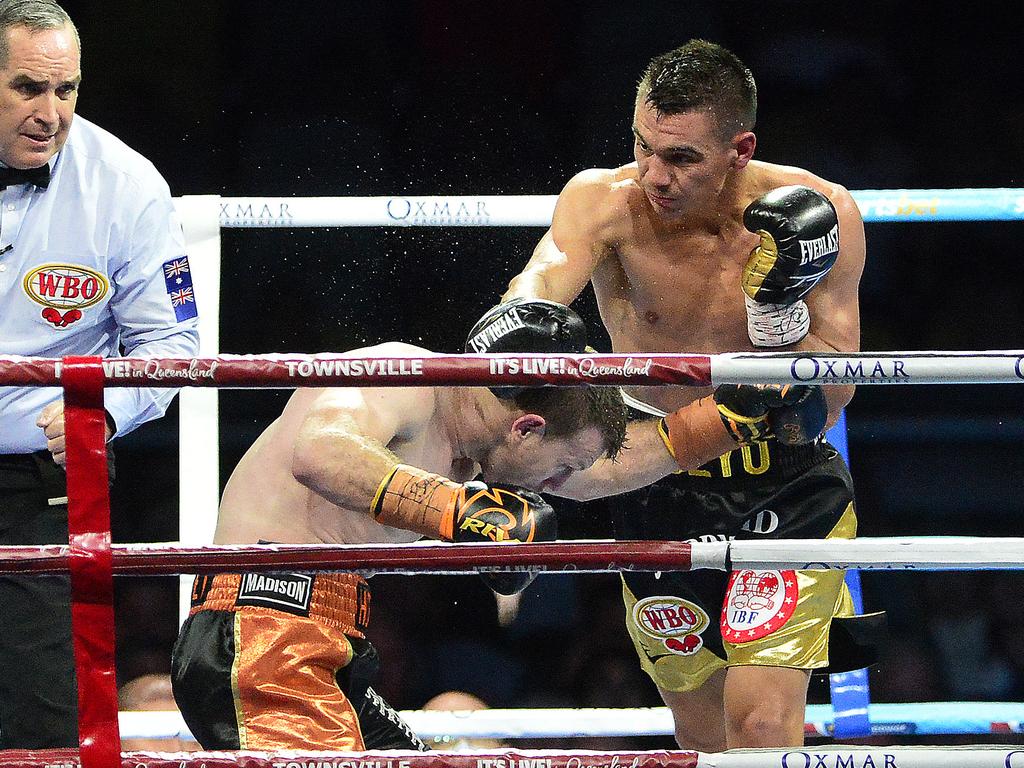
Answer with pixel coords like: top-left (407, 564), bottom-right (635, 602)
top-left (56, 0), bottom-right (1024, 745)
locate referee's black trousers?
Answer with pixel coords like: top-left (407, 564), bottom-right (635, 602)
top-left (0, 450), bottom-right (112, 748)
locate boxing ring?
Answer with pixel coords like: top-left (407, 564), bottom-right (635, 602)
top-left (2, 188), bottom-right (1022, 767)
top-left (4, 349), bottom-right (1024, 768)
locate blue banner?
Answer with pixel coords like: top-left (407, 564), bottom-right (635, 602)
top-left (826, 410), bottom-right (872, 737)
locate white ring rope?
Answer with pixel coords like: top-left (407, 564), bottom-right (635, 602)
top-left (721, 536), bottom-right (1024, 571)
top-left (119, 702), bottom-right (1024, 741)
top-left (701, 747), bottom-right (1024, 768)
top-left (713, 350), bottom-right (1024, 386)
top-left (210, 188), bottom-right (1024, 227)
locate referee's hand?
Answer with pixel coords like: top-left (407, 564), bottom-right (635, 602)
top-left (35, 400), bottom-right (114, 467)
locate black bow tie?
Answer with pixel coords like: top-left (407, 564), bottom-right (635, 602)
top-left (0, 164), bottom-right (50, 190)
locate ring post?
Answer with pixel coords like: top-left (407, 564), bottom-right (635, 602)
top-left (63, 356), bottom-right (120, 767)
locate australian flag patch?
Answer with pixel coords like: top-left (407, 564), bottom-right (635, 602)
top-left (163, 256), bottom-right (198, 322)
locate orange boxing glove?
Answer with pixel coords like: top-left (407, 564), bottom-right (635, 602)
top-left (371, 464), bottom-right (555, 544)
top-left (658, 395), bottom-right (737, 471)
top-left (658, 384), bottom-right (828, 470)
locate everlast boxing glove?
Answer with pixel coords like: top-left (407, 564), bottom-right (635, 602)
top-left (742, 185), bottom-right (840, 347)
top-left (466, 298), bottom-right (588, 398)
top-left (659, 384), bottom-right (827, 468)
top-left (712, 384), bottom-right (827, 446)
top-left (371, 465), bottom-right (557, 594)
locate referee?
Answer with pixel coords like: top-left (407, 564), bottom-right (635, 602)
top-left (0, 0), bottom-right (199, 748)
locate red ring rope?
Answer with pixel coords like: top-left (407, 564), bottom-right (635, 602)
top-left (0, 354), bottom-right (712, 387)
top-left (6, 351), bottom-right (1024, 388)
top-left (0, 540), bottom-right (697, 576)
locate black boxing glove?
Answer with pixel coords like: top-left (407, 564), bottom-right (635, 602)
top-left (454, 483), bottom-right (558, 596)
top-left (769, 386), bottom-right (829, 446)
top-left (451, 482), bottom-right (556, 544)
top-left (466, 298), bottom-right (588, 398)
top-left (713, 384), bottom-right (827, 446)
top-left (742, 185), bottom-right (840, 347)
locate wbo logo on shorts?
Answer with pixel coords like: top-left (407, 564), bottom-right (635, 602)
top-left (721, 569), bottom-right (798, 643)
top-left (633, 595), bottom-right (709, 656)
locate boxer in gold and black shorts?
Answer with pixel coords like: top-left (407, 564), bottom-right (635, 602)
top-left (171, 571), bottom-right (426, 751)
top-left (616, 402), bottom-right (883, 694)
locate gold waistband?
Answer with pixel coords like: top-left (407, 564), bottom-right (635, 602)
top-left (189, 572), bottom-right (370, 638)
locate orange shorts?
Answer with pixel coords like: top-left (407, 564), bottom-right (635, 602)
top-left (171, 572), bottom-right (423, 751)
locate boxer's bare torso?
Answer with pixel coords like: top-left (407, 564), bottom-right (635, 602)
top-left (214, 343), bottom-right (477, 545)
top-left (509, 158), bottom-right (863, 417)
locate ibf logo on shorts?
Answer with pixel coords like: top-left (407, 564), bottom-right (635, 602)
top-left (633, 596), bottom-right (709, 656)
top-left (721, 569), bottom-right (799, 643)
top-left (236, 572), bottom-right (313, 616)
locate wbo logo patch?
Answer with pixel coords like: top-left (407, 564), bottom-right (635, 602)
top-left (633, 595), bottom-right (708, 656)
top-left (23, 263), bottom-right (109, 329)
top-left (721, 569), bottom-right (798, 643)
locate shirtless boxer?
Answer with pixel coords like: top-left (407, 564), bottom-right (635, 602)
top-left (496, 40), bottom-right (877, 750)
top-left (171, 300), bottom-right (824, 752)
top-left (171, 310), bottom-right (628, 751)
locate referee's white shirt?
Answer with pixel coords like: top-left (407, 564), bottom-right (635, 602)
top-left (0, 115), bottom-right (199, 454)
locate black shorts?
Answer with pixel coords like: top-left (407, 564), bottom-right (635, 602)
top-left (616, 436), bottom-right (852, 542)
top-left (614, 429), bottom-right (872, 692)
top-left (0, 449), bottom-right (112, 749)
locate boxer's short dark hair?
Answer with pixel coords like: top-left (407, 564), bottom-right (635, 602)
top-left (638, 39), bottom-right (757, 139)
top-left (513, 386), bottom-right (627, 460)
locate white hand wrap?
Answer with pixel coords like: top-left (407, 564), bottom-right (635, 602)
top-left (744, 295), bottom-right (810, 347)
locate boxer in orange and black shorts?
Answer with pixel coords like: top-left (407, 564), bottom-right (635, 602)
top-left (169, 325), bottom-right (630, 752)
top-left (172, 570), bottom-right (424, 750)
